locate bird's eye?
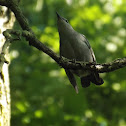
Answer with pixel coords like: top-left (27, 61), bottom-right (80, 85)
top-left (65, 19), bottom-right (68, 23)
top-left (62, 17), bottom-right (69, 23)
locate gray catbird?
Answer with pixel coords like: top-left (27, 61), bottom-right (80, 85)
top-left (56, 12), bottom-right (104, 93)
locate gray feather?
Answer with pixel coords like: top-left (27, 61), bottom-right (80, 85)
top-left (57, 13), bottom-right (104, 92)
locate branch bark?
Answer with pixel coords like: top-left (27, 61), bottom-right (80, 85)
top-left (0, 0), bottom-right (126, 74)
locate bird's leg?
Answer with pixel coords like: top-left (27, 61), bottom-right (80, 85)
top-left (88, 61), bottom-right (96, 65)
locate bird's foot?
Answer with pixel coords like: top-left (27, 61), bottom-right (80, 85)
top-left (88, 61), bottom-right (96, 65)
top-left (69, 59), bottom-right (76, 63)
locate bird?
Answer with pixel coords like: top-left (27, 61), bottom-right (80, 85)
top-left (56, 12), bottom-right (104, 93)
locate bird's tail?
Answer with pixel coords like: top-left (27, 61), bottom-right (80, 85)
top-left (65, 69), bottom-right (79, 93)
top-left (81, 72), bottom-right (104, 87)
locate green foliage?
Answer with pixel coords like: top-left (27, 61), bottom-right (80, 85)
top-left (10, 0), bottom-right (126, 125)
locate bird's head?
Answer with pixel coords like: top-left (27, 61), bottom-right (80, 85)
top-left (56, 12), bottom-right (73, 35)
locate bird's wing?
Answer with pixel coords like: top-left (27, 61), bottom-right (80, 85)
top-left (82, 35), bottom-right (91, 49)
top-left (82, 34), bottom-right (96, 62)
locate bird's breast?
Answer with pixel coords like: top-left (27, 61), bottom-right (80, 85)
top-left (60, 33), bottom-right (94, 62)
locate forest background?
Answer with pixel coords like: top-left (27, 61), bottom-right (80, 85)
top-left (10, 0), bottom-right (126, 126)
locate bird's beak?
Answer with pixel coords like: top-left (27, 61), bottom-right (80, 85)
top-left (56, 12), bottom-right (61, 19)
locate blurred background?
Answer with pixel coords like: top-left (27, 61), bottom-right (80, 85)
top-left (10, 0), bottom-right (126, 126)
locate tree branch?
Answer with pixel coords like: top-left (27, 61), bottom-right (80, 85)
top-left (0, 0), bottom-right (7, 6)
top-left (3, 30), bottom-right (126, 73)
top-left (0, 39), bottom-right (10, 72)
top-left (0, 0), bottom-right (126, 74)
